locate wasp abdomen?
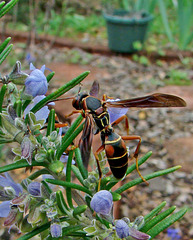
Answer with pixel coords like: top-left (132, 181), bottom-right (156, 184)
top-left (105, 132), bottom-right (128, 179)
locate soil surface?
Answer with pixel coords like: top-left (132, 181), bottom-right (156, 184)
top-left (1, 43), bottom-right (193, 239)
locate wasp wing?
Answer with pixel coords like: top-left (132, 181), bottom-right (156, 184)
top-left (106, 93), bottom-right (186, 108)
top-left (79, 114), bottom-right (94, 169)
top-left (89, 80), bottom-right (99, 97)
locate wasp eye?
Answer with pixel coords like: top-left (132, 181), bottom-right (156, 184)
top-left (72, 98), bottom-right (80, 110)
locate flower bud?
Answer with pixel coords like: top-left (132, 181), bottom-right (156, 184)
top-left (90, 190), bottom-right (113, 215)
top-left (115, 219), bottom-right (130, 239)
top-left (50, 222), bottom-right (62, 238)
top-left (27, 182), bottom-right (41, 197)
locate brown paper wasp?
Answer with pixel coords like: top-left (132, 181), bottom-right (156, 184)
top-left (66, 81), bottom-right (186, 189)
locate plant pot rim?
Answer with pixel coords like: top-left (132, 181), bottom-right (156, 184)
top-left (103, 9), bottom-right (153, 25)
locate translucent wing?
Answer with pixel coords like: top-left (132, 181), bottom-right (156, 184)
top-left (106, 93), bottom-right (186, 108)
top-left (89, 80), bottom-right (99, 97)
top-left (79, 114), bottom-right (94, 169)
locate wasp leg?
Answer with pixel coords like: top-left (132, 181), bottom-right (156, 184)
top-left (65, 110), bottom-right (83, 118)
top-left (94, 144), bottom-right (105, 191)
top-left (102, 94), bottom-right (114, 101)
top-left (122, 135), bottom-right (149, 185)
top-left (111, 115), bottom-right (129, 135)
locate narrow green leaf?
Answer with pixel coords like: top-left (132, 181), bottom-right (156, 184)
top-left (157, 0), bottom-right (174, 42)
top-left (0, 2), bottom-right (5, 10)
top-left (74, 147), bottom-right (88, 179)
top-left (0, 84), bottom-right (7, 126)
top-left (31, 71), bottom-right (90, 113)
top-left (0, 159), bottom-right (48, 174)
top-left (62, 225), bottom-right (83, 236)
top-left (46, 109), bottom-right (55, 136)
top-left (15, 100), bottom-right (22, 117)
top-left (45, 178), bottom-right (92, 196)
top-left (143, 201), bottom-right (167, 224)
top-left (66, 150), bottom-right (74, 208)
top-left (46, 71), bottom-right (55, 83)
top-left (0, 37), bottom-right (11, 54)
top-left (142, 206), bottom-right (176, 233)
top-left (56, 190), bottom-right (69, 214)
top-left (105, 151), bottom-right (152, 190)
top-left (0, 0), bottom-right (19, 18)
top-left (147, 208), bottom-right (188, 238)
top-left (55, 115), bottom-right (83, 159)
top-left (111, 192), bottom-right (122, 201)
top-left (71, 165), bottom-right (85, 186)
top-left (28, 169), bottom-right (51, 180)
top-left (73, 205), bottom-right (87, 218)
top-left (41, 180), bottom-right (53, 195)
top-left (0, 44), bottom-right (13, 65)
top-left (113, 166), bottom-right (181, 194)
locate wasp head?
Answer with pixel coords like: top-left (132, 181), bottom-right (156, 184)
top-left (72, 92), bottom-right (88, 110)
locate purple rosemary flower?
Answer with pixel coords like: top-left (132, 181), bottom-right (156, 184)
top-left (107, 99), bottom-right (128, 123)
top-left (50, 222), bottom-right (62, 238)
top-left (0, 173), bottom-right (23, 218)
top-left (90, 190), bottom-right (113, 215)
top-left (24, 95), bottom-right (54, 123)
top-left (115, 219), bottom-right (130, 238)
top-left (167, 228), bottom-right (181, 240)
top-left (116, 219), bottom-right (151, 240)
top-left (27, 182), bottom-right (41, 197)
top-left (24, 63), bottom-right (48, 97)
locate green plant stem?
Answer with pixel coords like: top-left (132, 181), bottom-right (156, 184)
top-left (0, 0), bottom-right (19, 18)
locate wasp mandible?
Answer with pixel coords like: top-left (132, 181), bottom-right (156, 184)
top-left (66, 81), bottom-right (186, 189)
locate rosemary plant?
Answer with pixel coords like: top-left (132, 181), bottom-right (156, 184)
top-left (0, 1), bottom-right (187, 239)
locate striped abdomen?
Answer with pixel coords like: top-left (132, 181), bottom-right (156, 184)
top-left (105, 131), bottom-right (128, 179)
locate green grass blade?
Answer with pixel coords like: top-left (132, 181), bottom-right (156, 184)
top-left (141, 206), bottom-right (176, 233)
top-left (147, 207), bottom-right (188, 238)
top-left (113, 165), bottom-right (181, 194)
top-left (157, 0), bottom-right (174, 42)
top-left (0, 0), bottom-right (19, 18)
top-left (0, 37), bottom-right (11, 54)
top-left (31, 71), bottom-right (90, 113)
top-left (45, 178), bottom-right (92, 196)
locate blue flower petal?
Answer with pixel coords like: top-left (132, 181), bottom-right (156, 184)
top-left (0, 201), bottom-right (11, 217)
top-left (115, 219), bottom-right (130, 239)
top-left (90, 190), bottom-right (113, 215)
top-left (0, 173), bottom-right (23, 196)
